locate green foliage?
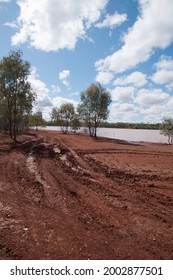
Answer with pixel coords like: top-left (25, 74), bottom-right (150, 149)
top-left (70, 115), bottom-right (81, 133)
top-left (29, 111), bottom-right (45, 130)
top-left (160, 117), bottom-right (173, 144)
top-left (0, 50), bottom-right (35, 140)
top-left (78, 83), bottom-right (112, 137)
top-left (100, 122), bottom-right (161, 129)
top-left (51, 103), bottom-right (77, 133)
top-left (51, 107), bottom-right (61, 125)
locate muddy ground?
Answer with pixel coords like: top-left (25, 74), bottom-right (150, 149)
top-left (0, 130), bottom-right (173, 260)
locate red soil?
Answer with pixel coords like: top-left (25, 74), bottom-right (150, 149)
top-left (0, 130), bottom-right (173, 260)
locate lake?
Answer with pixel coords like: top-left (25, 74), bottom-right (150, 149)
top-left (40, 126), bottom-right (168, 144)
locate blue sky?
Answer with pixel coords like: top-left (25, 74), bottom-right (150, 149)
top-left (0, 0), bottom-right (173, 123)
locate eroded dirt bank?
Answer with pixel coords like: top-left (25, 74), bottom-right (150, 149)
top-left (0, 130), bottom-right (173, 260)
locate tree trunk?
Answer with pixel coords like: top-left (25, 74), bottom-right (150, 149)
top-left (13, 121), bottom-right (17, 141)
top-left (8, 116), bottom-right (13, 140)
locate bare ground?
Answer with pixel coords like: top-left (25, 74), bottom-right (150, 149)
top-left (0, 130), bottom-right (173, 260)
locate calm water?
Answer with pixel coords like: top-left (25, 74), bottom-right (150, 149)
top-left (40, 126), bottom-right (168, 143)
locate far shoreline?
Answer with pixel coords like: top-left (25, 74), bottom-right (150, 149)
top-left (35, 126), bottom-right (168, 144)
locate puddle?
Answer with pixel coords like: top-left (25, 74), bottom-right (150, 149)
top-left (26, 153), bottom-right (50, 189)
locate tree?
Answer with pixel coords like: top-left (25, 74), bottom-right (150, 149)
top-left (160, 117), bottom-right (173, 144)
top-left (51, 103), bottom-right (76, 133)
top-left (71, 115), bottom-right (81, 133)
top-left (78, 83), bottom-right (112, 137)
top-left (0, 50), bottom-right (35, 140)
top-left (29, 111), bottom-right (45, 130)
top-left (0, 92), bottom-right (8, 133)
top-left (51, 107), bottom-right (60, 125)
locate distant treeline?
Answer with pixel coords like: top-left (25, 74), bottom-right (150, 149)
top-left (99, 122), bottom-right (161, 130)
top-left (45, 120), bottom-right (161, 130)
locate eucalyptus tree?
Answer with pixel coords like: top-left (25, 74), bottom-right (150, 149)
top-left (78, 83), bottom-right (112, 137)
top-left (51, 103), bottom-right (76, 133)
top-left (160, 117), bottom-right (173, 144)
top-left (0, 50), bottom-right (35, 140)
top-left (29, 111), bottom-right (45, 130)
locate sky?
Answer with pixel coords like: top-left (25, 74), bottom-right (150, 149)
top-left (0, 0), bottom-right (173, 123)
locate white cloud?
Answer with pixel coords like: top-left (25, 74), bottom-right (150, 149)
top-left (95, 0), bottom-right (173, 74)
top-left (110, 102), bottom-right (139, 122)
top-left (153, 71), bottom-right (173, 91)
top-left (152, 55), bottom-right (173, 90)
top-left (59, 70), bottom-right (70, 87)
top-left (135, 88), bottom-right (169, 106)
top-left (59, 70), bottom-right (70, 80)
top-left (111, 86), bottom-right (135, 102)
top-left (28, 67), bottom-right (53, 118)
top-left (51, 85), bottom-right (61, 94)
top-left (68, 91), bottom-right (80, 97)
top-left (96, 71), bottom-right (113, 85)
top-left (113, 71), bottom-right (147, 88)
top-left (10, 0), bottom-right (108, 51)
top-left (167, 82), bottom-right (173, 91)
top-left (142, 98), bottom-right (173, 123)
top-left (28, 68), bottom-right (78, 119)
top-left (154, 55), bottom-right (173, 71)
top-left (109, 86), bottom-right (173, 123)
top-left (52, 96), bottom-right (78, 109)
top-left (4, 21), bottom-right (18, 28)
top-left (96, 12), bottom-right (127, 29)
top-left (153, 70), bottom-right (173, 85)
top-left (110, 98), bottom-right (173, 123)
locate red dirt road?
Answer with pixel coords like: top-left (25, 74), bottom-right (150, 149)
top-left (0, 130), bottom-right (173, 259)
